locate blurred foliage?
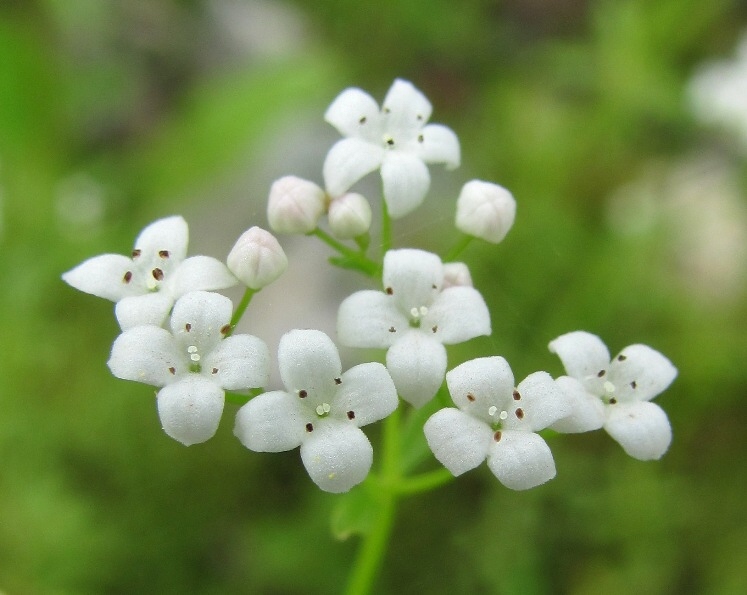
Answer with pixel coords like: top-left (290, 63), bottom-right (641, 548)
top-left (1, 0), bottom-right (747, 593)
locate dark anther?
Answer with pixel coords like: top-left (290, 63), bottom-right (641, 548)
top-left (305, 423), bottom-right (314, 432)
top-left (212, 368), bottom-right (218, 374)
top-left (609, 397), bottom-right (617, 405)
top-left (466, 393), bottom-right (475, 402)
top-left (123, 271), bottom-right (133, 283)
top-left (334, 377), bottom-right (342, 385)
top-left (385, 287), bottom-right (393, 295)
top-left (168, 367), bottom-right (176, 375)
top-left (597, 369), bottom-right (606, 377)
top-left (416, 114), bottom-right (423, 120)
top-left (220, 324), bottom-right (231, 335)
top-left (383, 107), bottom-right (391, 113)
top-left (359, 116), bottom-right (367, 124)
top-left (493, 431), bottom-right (502, 442)
top-left (418, 134), bottom-right (424, 143)
top-left (347, 411), bottom-right (355, 420)
top-left (132, 249), bottom-right (141, 258)
top-left (630, 381), bottom-right (637, 389)
top-left (431, 325), bottom-right (438, 333)
top-left (432, 284), bottom-right (437, 289)
top-left (386, 138), bottom-right (394, 146)
top-left (185, 323), bottom-right (192, 332)
top-left (515, 408), bottom-right (525, 420)
top-left (513, 390), bottom-right (521, 401)
top-left (152, 268), bottom-right (164, 281)
top-left (388, 326), bottom-right (396, 333)
top-left (617, 354), bottom-right (627, 361)
top-left (158, 250), bottom-right (169, 258)
top-left (299, 390), bottom-right (307, 398)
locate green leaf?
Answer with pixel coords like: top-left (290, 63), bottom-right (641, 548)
top-left (329, 480), bottom-right (382, 541)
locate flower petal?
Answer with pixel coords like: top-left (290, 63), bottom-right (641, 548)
top-left (234, 390), bottom-right (310, 452)
top-left (381, 151), bottom-right (430, 218)
top-left (381, 79), bottom-right (432, 136)
top-left (424, 407), bottom-right (492, 476)
top-left (549, 331), bottom-right (610, 393)
top-left (332, 362), bottom-right (398, 427)
top-left (165, 255), bottom-right (237, 299)
top-left (604, 401), bottom-right (672, 460)
top-left (425, 286), bottom-right (490, 345)
top-left (415, 123), bottom-right (460, 169)
top-left (487, 430), bottom-right (556, 490)
top-left (609, 344), bottom-right (677, 402)
top-left (550, 376), bottom-right (605, 433)
top-left (134, 216), bottom-right (189, 262)
top-left (108, 325), bottom-right (181, 386)
top-left (446, 356), bottom-right (514, 423)
top-left (506, 371), bottom-right (571, 432)
top-left (323, 138), bottom-right (384, 197)
top-left (324, 87), bottom-right (382, 138)
top-left (278, 329), bottom-right (341, 401)
top-left (383, 248), bottom-right (443, 313)
top-left (203, 334), bottom-right (270, 390)
top-left (62, 254), bottom-right (138, 301)
top-left (337, 290), bottom-right (407, 348)
top-left (169, 291), bottom-right (232, 355)
top-left (115, 292), bottom-right (174, 330)
top-left (156, 376), bottom-right (224, 446)
top-left (386, 331), bottom-right (447, 407)
top-left (300, 419), bottom-right (373, 493)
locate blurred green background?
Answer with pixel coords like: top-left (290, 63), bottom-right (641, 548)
top-left (2, 0), bottom-right (747, 593)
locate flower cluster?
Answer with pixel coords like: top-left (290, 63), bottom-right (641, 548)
top-left (63, 78), bottom-right (677, 495)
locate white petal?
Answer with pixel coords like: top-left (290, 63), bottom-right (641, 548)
top-left (383, 248), bottom-right (443, 313)
top-left (442, 262), bottom-right (472, 288)
top-left (506, 371), bottom-right (572, 432)
top-left (455, 180), bottom-right (516, 243)
top-left (604, 401), bottom-right (672, 460)
top-left (416, 123), bottom-right (460, 169)
top-left (608, 344), bottom-right (677, 402)
top-left (548, 331), bottom-right (610, 393)
top-left (487, 430), bottom-right (556, 490)
top-left (386, 331), bottom-right (447, 407)
top-left (134, 216), bottom-right (189, 262)
top-left (115, 293), bottom-right (173, 330)
top-left (277, 329), bottom-right (341, 400)
top-left (300, 419), bottom-right (373, 493)
top-left (446, 356), bottom-right (514, 423)
top-left (381, 79), bottom-right (432, 135)
top-left (337, 290), bottom-right (407, 348)
top-left (332, 362), bottom-right (398, 427)
top-left (156, 376), bottom-right (224, 446)
top-left (234, 390), bottom-right (310, 452)
top-left (550, 376), bottom-right (605, 433)
top-left (108, 325), bottom-right (181, 386)
top-left (62, 254), bottom-right (138, 301)
top-left (425, 286), bottom-right (490, 345)
top-left (324, 87), bottom-right (381, 138)
top-left (166, 256), bottom-right (237, 299)
top-left (169, 291), bottom-right (232, 355)
top-left (381, 152), bottom-right (430, 218)
top-left (323, 138), bottom-right (383, 196)
top-left (423, 408), bottom-right (492, 476)
top-left (203, 334), bottom-right (270, 390)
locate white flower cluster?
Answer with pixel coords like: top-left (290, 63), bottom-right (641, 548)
top-left (63, 79), bottom-right (677, 494)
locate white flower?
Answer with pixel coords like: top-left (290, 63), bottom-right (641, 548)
top-left (234, 329), bottom-right (398, 493)
top-left (549, 331), bottom-right (677, 460)
top-left (62, 216), bottom-right (237, 329)
top-left (227, 226), bottom-right (288, 289)
top-left (323, 78), bottom-right (460, 219)
top-left (267, 176), bottom-right (327, 234)
top-left (327, 192), bottom-right (372, 239)
top-left (337, 249), bottom-right (490, 407)
top-left (455, 180), bottom-right (516, 243)
top-left (442, 262), bottom-right (472, 288)
top-left (108, 291), bottom-right (269, 446)
top-left (424, 357), bottom-right (570, 490)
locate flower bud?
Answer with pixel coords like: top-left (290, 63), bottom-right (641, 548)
top-left (327, 193), bottom-right (372, 239)
top-left (442, 262), bottom-right (473, 288)
top-left (267, 176), bottom-right (326, 234)
top-left (455, 180), bottom-right (516, 243)
top-left (227, 227), bottom-right (288, 289)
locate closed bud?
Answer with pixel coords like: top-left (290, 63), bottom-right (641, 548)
top-left (267, 176), bottom-right (326, 234)
top-left (442, 262), bottom-right (473, 288)
top-left (327, 193), bottom-right (372, 239)
top-left (227, 227), bottom-right (288, 289)
top-left (455, 180), bottom-right (516, 243)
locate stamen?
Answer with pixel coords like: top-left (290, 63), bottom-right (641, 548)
top-left (335, 377), bottom-right (342, 385)
top-left (168, 367), bottom-right (176, 375)
top-left (597, 369), bottom-right (606, 377)
top-left (152, 268), bottom-right (164, 281)
top-left (220, 324), bottom-right (231, 335)
top-left (158, 250), bottom-right (169, 258)
top-left (515, 408), bottom-right (524, 420)
top-left (493, 431), bottom-right (502, 442)
top-left (630, 381), bottom-right (637, 389)
top-left (417, 134), bottom-right (424, 143)
top-left (347, 411), bottom-right (355, 420)
top-left (385, 287), bottom-right (393, 295)
top-left (298, 390), bottom-right (307, 398)
top-left (212, 368), bottom-right (218, 374)
top-left (466, 393), bottom-right (475, 402)
top-left (431, 325), bottom-right (438, 333)
top-left (617, 354), bottom-right (627, 361)
top-left (359, 116), bottom-right (367, 124)
top-left (132, 249), bottom-right (141, 258)
top-left (123, 271), bottom-right (133, 283)
top-left (609, 397), bottom-right (618, 405)
top-left (384, 135), bottom-right (394, 146)
top-left (305, 423), bottom-right (314, 432)
top-left (185, 323), bottom-right (192, 332)
top-left (388, 326), bottom-right (396, 333)
top-left (512, 390), bottom-right (521, 401)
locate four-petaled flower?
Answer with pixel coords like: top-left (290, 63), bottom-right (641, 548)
top-left (424, 357), bottom-right (571, 490)
top-left (323, 78), bottom-right (460, 219)
top-left (337, 249), bottom-right (490, 407)
top-left (62, 216), bottom-right (237, 329)
top-left (549, 331), bottom-right (677, 460)
top-left (234, 329), bottom-right (398, 493)
top-left (108, 291), bottom-right (269, 446)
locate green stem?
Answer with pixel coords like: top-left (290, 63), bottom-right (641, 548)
top-left (380, 200), bottom-right (392, 262)
top-left (444, 234), bottom-right (474, 262)
top-left (228, 287), bottom-right (258, 334)
top-left (311, 228), bottom-right (379, 277)
top-left (394, 468), bottom-right (454, 496)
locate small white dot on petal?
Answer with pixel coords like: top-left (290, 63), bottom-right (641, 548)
top-left (187, 346), bottom-right (198, 353)
top-left (410, 307), bottom-right (419, 318)
top-left (488, 406), bottom-right (497, 416)
top-left (499, 410), bottom-right (508, 420)
top-left (603, 381), bottom-right (616, 394)
top-left (419, 306), bottom-right (428, 316)
top-left (190, 353), bottom-right (200, 362)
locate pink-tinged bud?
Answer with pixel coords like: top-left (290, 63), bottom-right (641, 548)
top-left (327, 193), bottom-right (372, 239)
top-left (455, 180), bottom-right (516, 243)
top-left (267, 176), bottom-right (326, 234)
top-left (442, 262), bottom-right (473, 288)
top-left (227, 227), bottom-right (288, 289)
